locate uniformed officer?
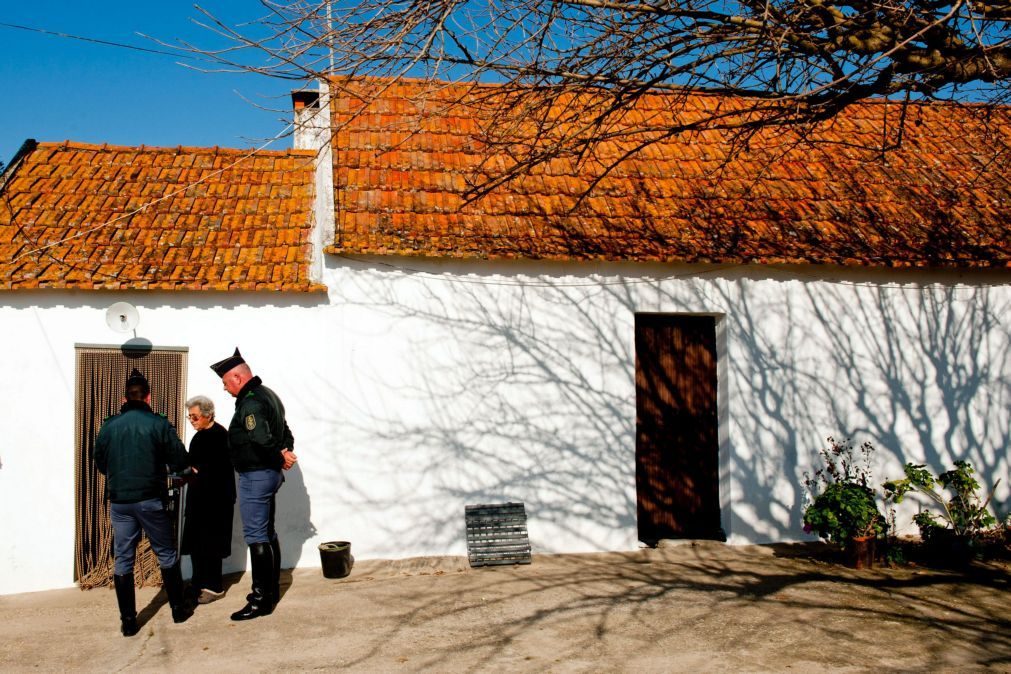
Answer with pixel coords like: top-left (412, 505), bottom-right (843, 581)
top-left (210, 348), bottom-right (297, 621)
top-left (94, 369), bottom-right (191, 636)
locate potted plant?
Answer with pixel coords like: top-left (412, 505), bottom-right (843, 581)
top-left (803, 437), bottom-right (887, 568)
top-left (884, 460), bottom-right (1000, 566)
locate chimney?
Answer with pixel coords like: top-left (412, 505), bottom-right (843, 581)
top-left (291, 82), bottom-right (334, 283)
top-left (292, 88), bottom-right (324, 151)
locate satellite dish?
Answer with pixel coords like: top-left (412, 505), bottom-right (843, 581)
top-left (106, 302), bottom-right (140, 333)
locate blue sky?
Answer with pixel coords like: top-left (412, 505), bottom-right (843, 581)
top-left (0, 2), bottom-right (301, 164)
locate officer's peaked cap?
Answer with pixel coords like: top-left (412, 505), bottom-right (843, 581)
top-left (210, 348), bottom-right (246, 377)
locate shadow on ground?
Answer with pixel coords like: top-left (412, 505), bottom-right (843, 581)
top-left (3, 544), bottom-right (1009, 672)
top-left (311, 543), bottom-right (1011, 671)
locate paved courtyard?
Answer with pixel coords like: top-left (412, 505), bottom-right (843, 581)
top-left (1, 542), bottom-right (1009, 672)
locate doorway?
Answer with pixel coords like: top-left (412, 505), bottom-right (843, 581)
top-left (74, 345), bottom-right (188, 588)
top-left (635, 314), bottom-right (721, 544)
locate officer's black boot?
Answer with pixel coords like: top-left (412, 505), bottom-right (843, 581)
top-left (247, 540), bottom-right (281, 603)
top-left (270, 537), bottom-right (282, 603)
top-left (113, 573), bottom-right (139, 637)
top-left (230, 543), bottom-right (274, 621)
top-left (161, 563), bottom-right (192, 624)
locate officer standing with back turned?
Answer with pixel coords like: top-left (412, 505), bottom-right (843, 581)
top-left (95, 368), bottom-right (191, 636)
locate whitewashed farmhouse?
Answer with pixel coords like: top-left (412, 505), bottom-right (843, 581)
top-left (1, 78), bottom-right (1008, 594)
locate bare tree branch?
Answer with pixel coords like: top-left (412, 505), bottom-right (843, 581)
top-left (172, 0), bottom-right (1011, 198)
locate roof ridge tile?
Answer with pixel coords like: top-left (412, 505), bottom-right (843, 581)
top-left (33, 140), bottom-right (316, 158)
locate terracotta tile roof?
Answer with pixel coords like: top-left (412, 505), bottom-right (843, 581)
top-left (325, 78), bottom-right (1011, 268)
top-left (0, 141), bottom-right (324, 291)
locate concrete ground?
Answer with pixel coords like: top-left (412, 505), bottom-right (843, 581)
top-left (1, 542), bottom-right (1009, 672)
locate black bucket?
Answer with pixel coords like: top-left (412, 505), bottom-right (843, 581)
top-left (319, 541), bottom-right (353, 579)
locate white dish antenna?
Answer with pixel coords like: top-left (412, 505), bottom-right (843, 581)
top-left (106, 302), bottom-right (140, 333)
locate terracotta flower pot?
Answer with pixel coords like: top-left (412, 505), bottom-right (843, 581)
top-left (847, 535), bottom-right (876, 569)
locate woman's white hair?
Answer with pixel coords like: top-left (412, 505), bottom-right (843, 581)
top-left (185, 395), bottom-right (215, 419)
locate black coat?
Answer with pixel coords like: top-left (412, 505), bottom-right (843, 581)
top-left (181, 423), bottom-right (235, 558)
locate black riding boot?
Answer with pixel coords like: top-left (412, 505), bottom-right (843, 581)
top-left (113, 573), bottom-right (138, 637)
top-left (244, 539), bottom-right (280, 603)
top-left (231, 543), bottom-right (275, 621)
top-left (161, 563), bottom-right (192, 624)
top-left (270, 537), bottom-right (282, 603)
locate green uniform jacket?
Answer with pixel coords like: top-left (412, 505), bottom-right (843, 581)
top-left (228, 376), bottom-right (294, 473)
top-left (95, 400), bottom-right (189, 504)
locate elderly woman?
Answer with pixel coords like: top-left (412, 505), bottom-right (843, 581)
top-left (181, 395), bottom-right (235, 604)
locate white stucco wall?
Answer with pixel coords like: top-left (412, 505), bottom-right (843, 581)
top-left (2, 259), bottom-right (1008, 594)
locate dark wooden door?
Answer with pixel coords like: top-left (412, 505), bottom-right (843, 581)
top-left (635, 315), bottom-right (721, 544)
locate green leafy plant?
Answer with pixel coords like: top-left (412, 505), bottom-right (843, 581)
top-left (883, 460), bottom-right (1000, 544)
top-left (803, 437), bottom-right (887, 546)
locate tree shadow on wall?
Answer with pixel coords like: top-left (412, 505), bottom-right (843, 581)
top-left (319, 257), bottom-right (1009, 552)
top-left (319, 260), bottom-right (643, 555)
top-left (689, 273), bottom-right (1010, 541)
